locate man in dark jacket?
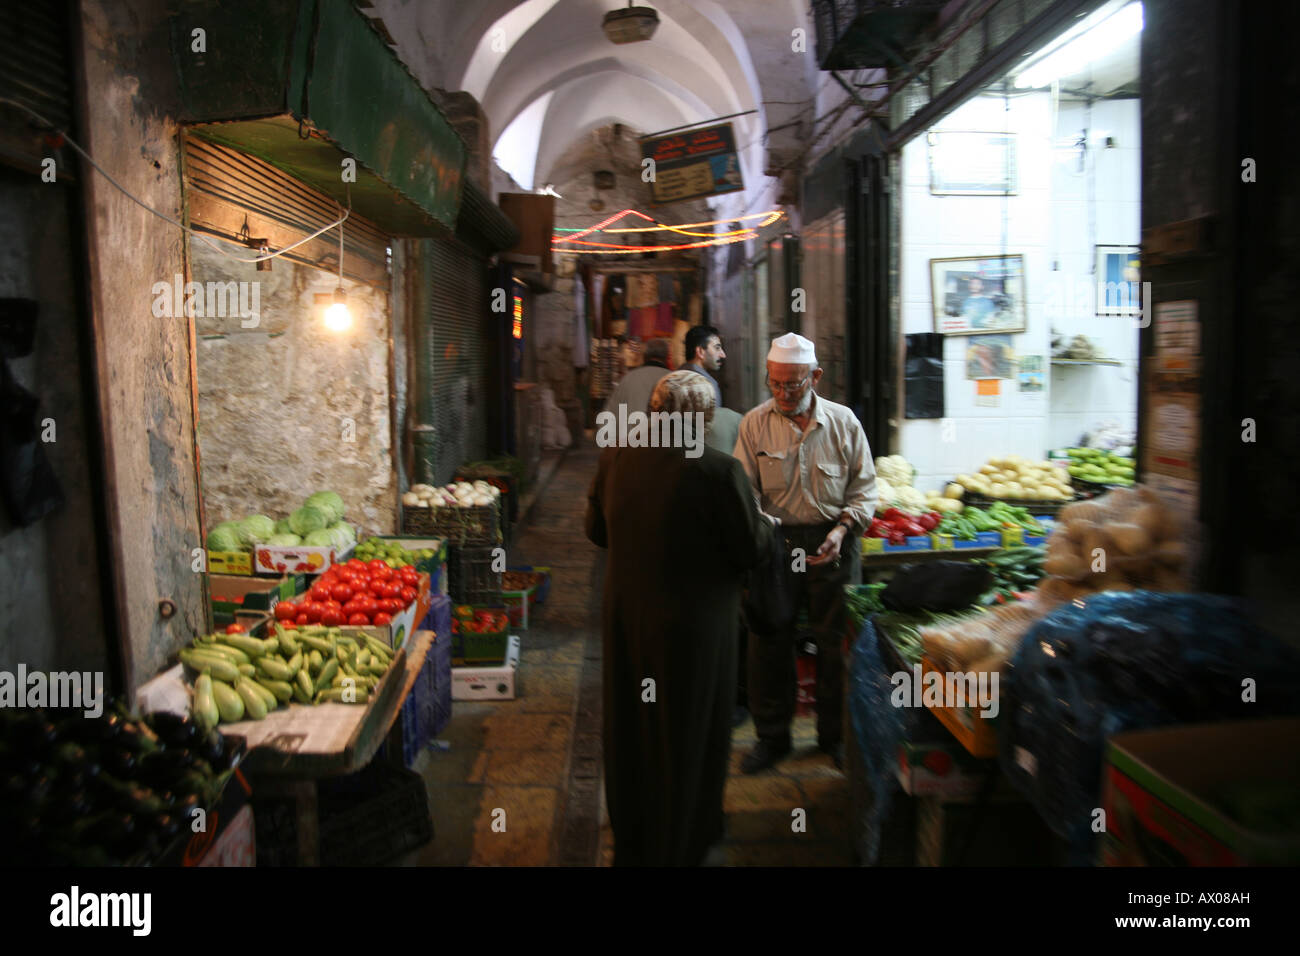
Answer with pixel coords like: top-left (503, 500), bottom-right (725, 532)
top-left (586, 370), bottom-right (771, 866)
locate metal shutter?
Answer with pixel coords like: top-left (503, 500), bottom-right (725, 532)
top-left (427, 237), bottom-right (490, 484)
top-left (182, 134), bottom-right (390, 287)
top-left (0, 2), bottom-right (73, 174)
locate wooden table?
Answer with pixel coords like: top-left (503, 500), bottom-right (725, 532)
top-left (231, 631), bottom-right (433, 865)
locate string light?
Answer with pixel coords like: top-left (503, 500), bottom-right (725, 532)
top-left (553, 208), bottom-right (785, 254)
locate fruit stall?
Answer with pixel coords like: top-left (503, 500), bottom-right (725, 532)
top-left (844, 474), bottom-right (1300, 867)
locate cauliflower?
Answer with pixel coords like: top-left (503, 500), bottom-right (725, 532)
top-left (875, 455), bottom-right (914, 487)
top-left (894, 486), bottom-right (928, 515)
top-left (875, 476), bottom-right (896, 506)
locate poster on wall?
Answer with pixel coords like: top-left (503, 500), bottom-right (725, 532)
top-left (932, 255), bottom-right (1026, 335)
top-left (640, 123), bottom-right (744, 206)
top-left (1018, 355), bottom-right (1044, 391)
top-left (965, 335), bottom-right (1016, 379)
top-left (927, 131), bottom-right (1017, 195)
top-left (1096, 245), bottom-right (1142, 315)
top-left (974, 379), bottom-right (1000, 407)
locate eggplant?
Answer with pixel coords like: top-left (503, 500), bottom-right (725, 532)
top-left (103, 747), bottom-right (139, 778)
top-left (146, 711), bottom-right (200, 748)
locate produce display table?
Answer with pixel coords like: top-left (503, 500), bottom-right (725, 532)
top-left (232, 631), bottom-right (432, 865)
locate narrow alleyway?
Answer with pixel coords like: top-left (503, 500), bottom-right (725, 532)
top-left (410, 437), bottom-right (853, 866)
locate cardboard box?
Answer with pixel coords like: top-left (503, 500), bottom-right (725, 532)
top-left (209, 574), bottom-right (297, 615)
top-left (451, 635), bottom-right (521, 700)
top-left (157, 767), bottom-right (255, 867)
top-left (208, 551), bottom-right (253, 575)
top-left (1101, 718), bottom-right (1300, 866)
top-left (254, 542), bottom-right (354, 576)
top-left (896, 739), bottom-right (990, 799)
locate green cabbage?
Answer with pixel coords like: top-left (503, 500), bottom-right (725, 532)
top-left (239, 514), bottom-right (276, 544)
top-left (328, 521), bottom-right (355, 546)
top-left (273, 518), bottom-right (293, 535)
top-left (265, 533), bottom-right (302, 547)
top-left (289, 505), bottom-right (330, 535)
top-left (303, 529), bottom-right (336, 547)
top-left (206, 521), bottom-right (246, 552)
top-left (304, 491), bottom-right (345, 524)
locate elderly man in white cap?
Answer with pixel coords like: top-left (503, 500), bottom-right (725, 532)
top-left (733, 332), bottom-right (878, 773)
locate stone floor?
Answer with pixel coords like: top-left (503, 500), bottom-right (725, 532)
top-left (406, 436), bottom-right (853, 866)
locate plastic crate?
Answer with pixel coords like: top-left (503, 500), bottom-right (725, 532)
top-left (401, 501), bottom-right (501, 546)
top-left (448, 543), bottom-right (503, 606)
top-left (450, 604), bottom-right (511, 665)
top-left (316, 760), bottom-right (433, 865)
top-left (501, 568), bottom-right (547, 629)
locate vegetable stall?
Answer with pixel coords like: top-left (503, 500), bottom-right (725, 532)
top-left (844, 457), bottom-right (1300, 867)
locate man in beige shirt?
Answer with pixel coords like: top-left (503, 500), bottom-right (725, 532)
top-left (733, 332), bottom-right (878, 772)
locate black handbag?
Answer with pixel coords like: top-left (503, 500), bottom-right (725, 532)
top-left (742, 529), bottom-right (797, 635)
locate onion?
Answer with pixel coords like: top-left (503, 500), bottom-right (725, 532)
top-left (402, 491), bottom-right (421, 507)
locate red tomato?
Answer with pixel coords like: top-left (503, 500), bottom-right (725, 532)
top-left (366, 559), bottom-right (388, 574)
top-left (280, 620), bottom-right (298, 630)
top-left (382, 582), bottom-right (403, 600)
top-left (321, 600), bottom-right (343, 616)
top-left (320, 610), bottom-right (345, 627)
top-left (343, 598), bottom-right (366, 616)
top-left (348, 613), bottom-right (371, 626)
top-left (398, 569), bottom-right (420, 587)
top-left (303, 602), bottom-right (324, 624)
top-left (372, 565), bottom-right (394, 581)
top-left (379, 598), bottom-right (403, 614)
top-left (368, 580), bottom-right (388, 598)
top-left (356, 596), bottom-right (379, 616)
top-left (347, 559), bottom-right (366, 571)
top-left (225, 623), bottom-right (246, 634)
top-left (274, 602), bottom-right (297, 621)
top-left (372, 612), bottom-right (393, 626)
top-left (400, 564), bottom-right (416, 574)
top-left (295, 613), bottom-right (309, 625)
top-left (330, 583), bottom-right (354, 603)
top-left (310, 583), bottom-right (332, 602)
top-left (399, 586), bottom-right (417, 605)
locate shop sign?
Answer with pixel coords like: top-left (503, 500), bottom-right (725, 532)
top-left (641, 122), bottom-right (744, 205)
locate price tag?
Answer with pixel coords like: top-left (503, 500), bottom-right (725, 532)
top-left (932, 534), bottom-right (953, 550)
top-left (1002, 527), bottom-right (1024, 547)
top-left (861, 536), bottom-right (884, 555)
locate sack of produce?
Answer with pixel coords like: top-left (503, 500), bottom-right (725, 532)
top-left (998, 592), bottom-right (1300, 863)
top-left (1036, 485), bottom-right (1193, 603)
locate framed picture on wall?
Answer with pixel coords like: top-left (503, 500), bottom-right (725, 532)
top-left (1096, 245), bottom-right (1141, 315)
top-left (931, 255), bottom-right (1027, 335)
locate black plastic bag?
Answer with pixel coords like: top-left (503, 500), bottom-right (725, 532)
top-left (881, 560), bottom-right (993, 612)
top-left (742, 530), bottom-right (797, 635)
top-left (904, 333), bottom-right (944, 419)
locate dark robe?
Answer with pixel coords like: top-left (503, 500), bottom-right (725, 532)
top-left (586, 444), bottom-right (770, 866)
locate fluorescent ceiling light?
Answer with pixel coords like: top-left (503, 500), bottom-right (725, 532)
top-left (1015, 2), bottom-right (1143, 89)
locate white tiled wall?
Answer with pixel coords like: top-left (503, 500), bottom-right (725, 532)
top-left (899, 92), bottom-right (1141, 493)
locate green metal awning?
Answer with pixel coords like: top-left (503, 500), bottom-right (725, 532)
top-left (168, 0), bottom-right (465, 236)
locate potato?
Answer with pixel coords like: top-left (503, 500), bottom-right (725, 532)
top-left (1105, 522), bottom-right (1152, 556)
top-left (1045, 551), bottom-right (1087, 580)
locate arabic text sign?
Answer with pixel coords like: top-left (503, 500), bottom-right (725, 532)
top-left (642, 123), bottom-right (744, 205)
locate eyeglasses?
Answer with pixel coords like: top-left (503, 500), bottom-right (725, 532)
top-left (765, 374), bottom-right (811, 395)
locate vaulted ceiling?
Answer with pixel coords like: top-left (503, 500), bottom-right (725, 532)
top-left (370, 0), bottom-right (816, 193)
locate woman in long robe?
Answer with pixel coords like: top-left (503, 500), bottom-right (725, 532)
top-left (585, 371), bottom-right (771, 866)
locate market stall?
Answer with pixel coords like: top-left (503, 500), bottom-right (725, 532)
top-left (845, 472), bottom-right (1300, 867)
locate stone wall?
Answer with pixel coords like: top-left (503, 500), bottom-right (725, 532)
top-left (191, 240), bottom-right (396, 538)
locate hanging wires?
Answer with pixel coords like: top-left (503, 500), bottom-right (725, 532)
top-left (0, 97), bottom-right (351, 264)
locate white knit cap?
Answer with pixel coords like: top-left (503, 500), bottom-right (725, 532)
top-left (767, 332), bottom-right (816, 365)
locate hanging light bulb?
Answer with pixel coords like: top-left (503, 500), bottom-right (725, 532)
top-left (324, 287), bottom-right (351, 331)
top-left (324, 201), bottom-right (353, 332)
